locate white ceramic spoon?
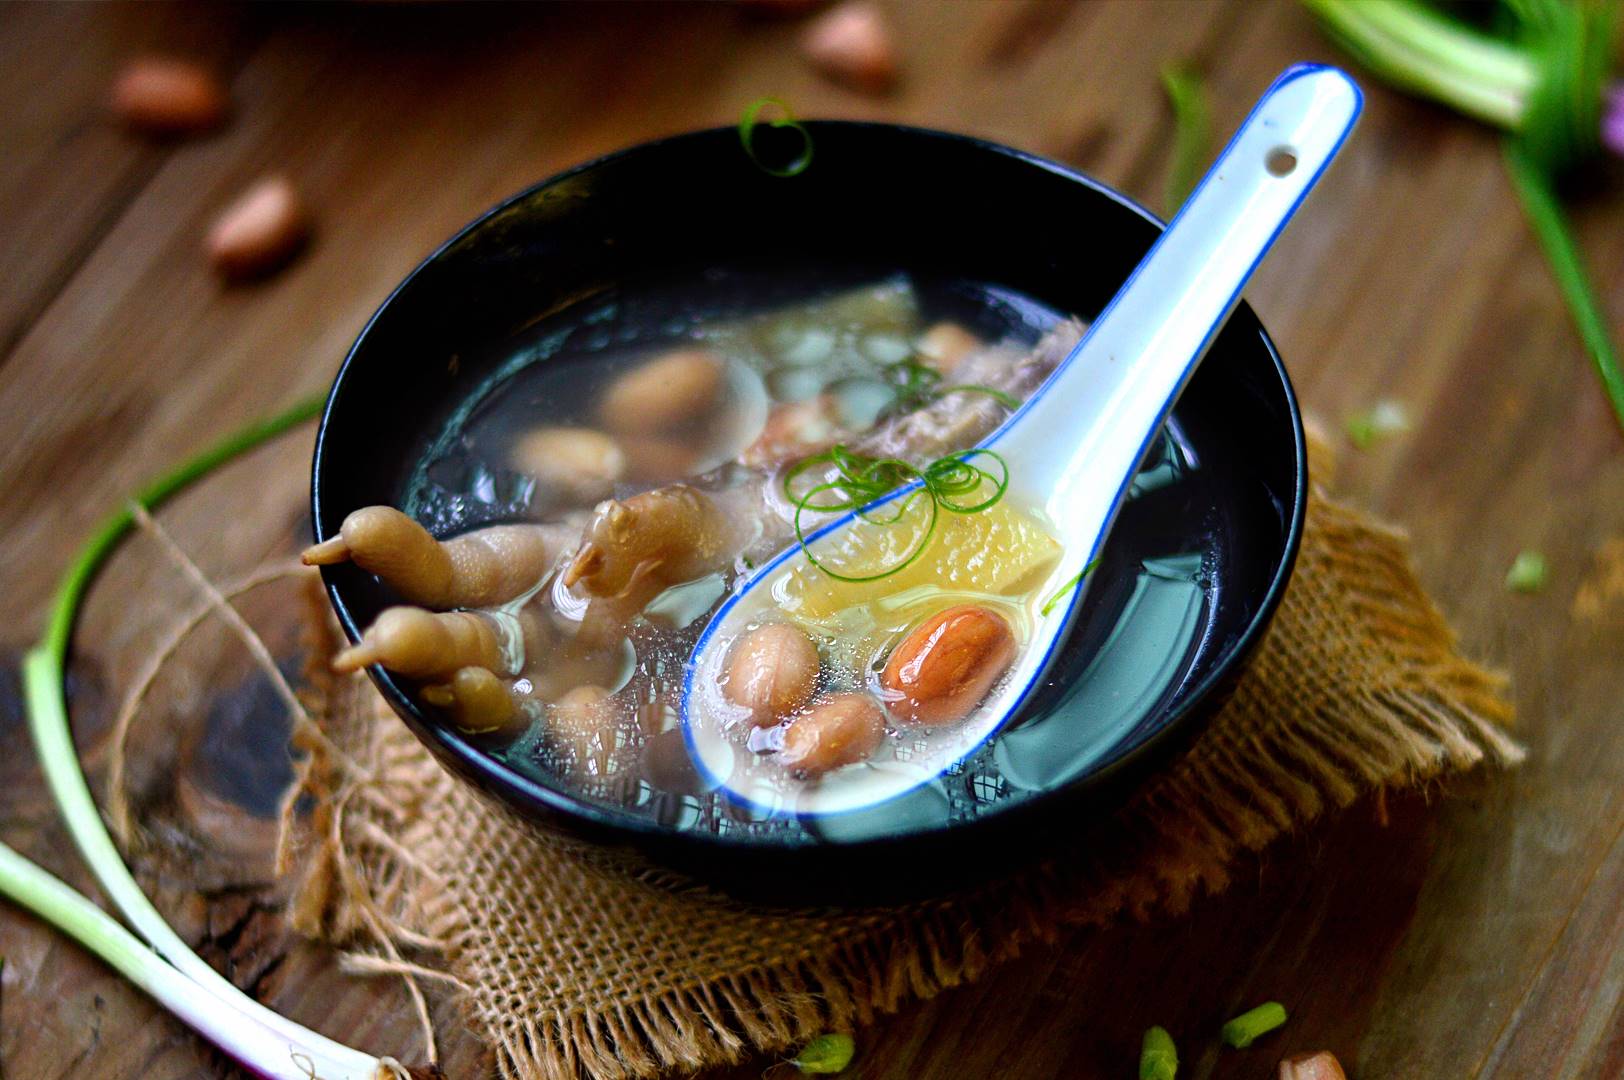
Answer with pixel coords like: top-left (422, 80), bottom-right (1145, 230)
top-left (681, 64), bottom-right (1362, 817)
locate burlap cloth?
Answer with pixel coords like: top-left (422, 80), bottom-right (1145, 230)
top-left (278, 432), bottom-right (1523, 1079)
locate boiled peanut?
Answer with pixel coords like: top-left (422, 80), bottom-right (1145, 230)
top-left (881, 605), bottom-right (1015, 727)
top-left (510, 426), bottom-right (626, 502)
top-left (206, 175), bottom-right (310, 281)
top-left (779, 693), bottom-right (885, 776)
top-left (111, 57), bottom-right (228, 135)
top-left (619, 433), bottom-right (705, 484)
top-left (550, 685), bottom-right (618, 777)
top-left (723, 623), bottom-right (820, 727)
top-left (915, 322), bottom-right (982, 376)
top-left (801, 2), bottom-right (898, 95)
top-left (1278, 1052), bottom-right (1346, 1080)
top-left (599, 349), bottom-right (724, 433)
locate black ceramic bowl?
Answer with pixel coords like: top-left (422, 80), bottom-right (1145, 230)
top-left (312, 122), bottom-right (1306, 904)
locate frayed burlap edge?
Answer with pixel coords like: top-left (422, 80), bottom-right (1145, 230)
top-left (277, 432), bottom-right (1523, 1080)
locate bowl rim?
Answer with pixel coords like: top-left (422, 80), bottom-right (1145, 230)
top-left (312, 119), bottom-right (1309, 855)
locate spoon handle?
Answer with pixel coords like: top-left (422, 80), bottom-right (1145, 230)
top-left (1001, 64), bottom-right (1360, 572)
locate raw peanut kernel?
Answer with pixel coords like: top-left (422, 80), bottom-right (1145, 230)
top-left (801, 2), bottom-right (898, 95)
top-left (881, 604), bottom-right (1015, 727)
top-left (111, 56), bottom-right (228, 135)
top-left (206, 176), bottom-right (310, 281)
top-left (723, 623), bottom-right (820, 727)
top-left (1279, 1052), bottom-right (1347, 1080)
top-left (779, 693), bottom-right (885, 776)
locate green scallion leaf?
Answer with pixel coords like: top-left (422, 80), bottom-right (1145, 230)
top-left (933, 383), bottom-right (1021, 410)
top-left (791, 1032), bottom-right (855, 1074)
top-left (1503, 142), bottom-right (1624, 434)
top-left (739, 96), bottom-right (813, 178)
top-left (1139, 1025), bottom-right (1178, 1080)
top-left (1505, 549), bottom-right (1549, 592)
top-left (1040, 556), bottom-right (1101, 617)
top-left (1221, 1001), bottom-right (1288, 1049)
top-left (883, 356), bottom-right (945, 414)
top-left (1503, 0), bottom-right (1614, 178)
top-left (1160, 62), bottom-right (1212, 213)
top-left (783, 444), bottom-right (1009, 582)
top-left (879, 356), bottom-right (1020, 418)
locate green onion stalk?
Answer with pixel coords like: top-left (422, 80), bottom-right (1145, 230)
top-left (11, 395), bottom-right (409, 1079)
top-left (1160, 62), bottom-right (1213, 213)
top-left (1300, 0), bottom-right (1624, 433)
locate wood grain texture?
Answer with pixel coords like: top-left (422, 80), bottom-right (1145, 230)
top-left (0, 1), bottom-right (1620, 1077)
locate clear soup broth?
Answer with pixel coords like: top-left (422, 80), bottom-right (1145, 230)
top-left (369, 265), bottom-right (1216, 844)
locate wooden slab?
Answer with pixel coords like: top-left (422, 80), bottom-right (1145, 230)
top-left (1, 1), bottom-right (1620, 1077)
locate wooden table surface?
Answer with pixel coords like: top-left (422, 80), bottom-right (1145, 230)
top-left (2, 2), bottom-right (1621, 1077)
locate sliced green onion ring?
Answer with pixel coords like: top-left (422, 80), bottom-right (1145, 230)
top-left (784, 444), bottom-right (1010, 582)
top-left (739, 96), bottom-right (813, 177)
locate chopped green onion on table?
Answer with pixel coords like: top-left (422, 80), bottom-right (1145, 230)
top-left (1139, 1024), bottom-right (1179, 1079)
top-left (789, 1031), bottom-right (856, 1074)
top-left (1221, 1000), bottom-right (1289, 1049)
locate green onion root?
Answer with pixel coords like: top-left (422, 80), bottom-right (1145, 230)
top-left (0, 840), bottom-right (388, 1079)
